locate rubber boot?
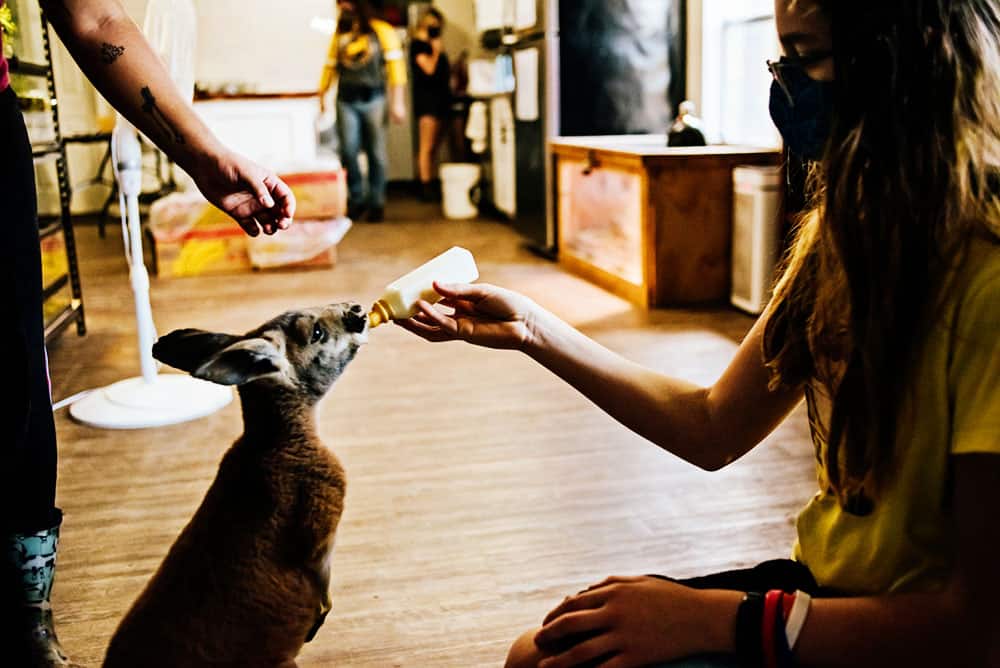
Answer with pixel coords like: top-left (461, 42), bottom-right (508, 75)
top-left (3, 510), bottom-right (81, 667)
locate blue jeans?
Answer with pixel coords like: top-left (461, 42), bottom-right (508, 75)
top-left (337, 93), bottom-right (388, 209)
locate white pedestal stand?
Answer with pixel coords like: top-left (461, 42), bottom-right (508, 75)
top-left (69, 121), bottom-right (231, 430)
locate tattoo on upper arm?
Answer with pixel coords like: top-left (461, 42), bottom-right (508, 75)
top-left (140, 87), bottom-right (185, 145)
top-left (100, 43), bottom-right (125, 65)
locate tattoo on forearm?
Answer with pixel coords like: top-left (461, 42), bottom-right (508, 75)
top-left (100, 43), bottom-right (125, 65)
top-left (140, 86), bottom-right (185, 145)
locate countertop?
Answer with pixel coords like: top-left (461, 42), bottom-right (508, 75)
top-left (550, 134), bottom-right (779, 160)
top-left (193, 91), bottom-right (318, 102)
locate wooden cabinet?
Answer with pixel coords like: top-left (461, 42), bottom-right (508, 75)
top-left (552, 136), bottom-right (780, 307)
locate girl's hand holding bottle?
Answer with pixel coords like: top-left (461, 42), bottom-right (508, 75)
top-left (394, 282), bottom-right (540, 351)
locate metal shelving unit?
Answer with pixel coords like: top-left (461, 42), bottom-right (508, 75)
top-left (8, 6), bottom-right (86, 343)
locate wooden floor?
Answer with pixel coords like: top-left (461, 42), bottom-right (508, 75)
top-left (47, 198), bottom-right (817, 667)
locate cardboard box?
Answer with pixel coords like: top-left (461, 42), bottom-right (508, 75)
top-left (282, 168), bottom-right (348, 220)
top-left (148, 194), bottom-right (250, 277)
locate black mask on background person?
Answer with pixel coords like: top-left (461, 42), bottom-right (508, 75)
top-left (427, 25), bottom-right (442, 39)
top-left (338, 11), bottom-right (357, 33)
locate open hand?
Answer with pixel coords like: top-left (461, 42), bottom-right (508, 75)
top-left (532, 576), bottom-right (728, 668)
top-left (394, 282), bottom-right (539, 351)
top-left (190, 149), bottom-right (296, 237)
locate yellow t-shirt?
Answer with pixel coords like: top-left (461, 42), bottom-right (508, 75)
top-left (793, 235), bottom-right (1000, 595)
top-left (318, 19), bottom-right (407, 94)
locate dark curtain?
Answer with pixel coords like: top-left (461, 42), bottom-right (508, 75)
top-left (560, 0), bottom-right (686, 136)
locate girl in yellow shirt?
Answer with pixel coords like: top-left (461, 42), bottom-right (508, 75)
top-left (319, 0), bottom-right (407, 222)
top-left (398, 0), bottom-right (1000, 665)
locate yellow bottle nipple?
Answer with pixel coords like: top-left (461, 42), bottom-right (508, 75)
top-left (368, 300), bottom-right (392, 328)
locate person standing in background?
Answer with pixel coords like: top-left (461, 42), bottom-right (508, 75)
top-left (319, 0), bottom-right (407, 223)
top-left (410, 6), bottom-right (450, 202)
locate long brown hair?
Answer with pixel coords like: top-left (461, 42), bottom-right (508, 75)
top-left (763, 0), bottom-right (1000, 504)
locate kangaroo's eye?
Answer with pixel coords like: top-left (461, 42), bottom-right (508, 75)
top-left (311, 323), bottom-right (326, 344)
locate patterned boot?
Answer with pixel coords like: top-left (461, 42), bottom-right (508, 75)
top-left (3, 511), bottom-right (81, 667)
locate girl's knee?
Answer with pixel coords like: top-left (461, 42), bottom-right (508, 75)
top-left (505, 628), bottom-right (545, 668)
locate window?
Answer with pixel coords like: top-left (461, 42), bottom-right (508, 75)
top-left (699, 0), bottom-right (780, 147)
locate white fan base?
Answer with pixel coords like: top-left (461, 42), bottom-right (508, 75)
top-left (69, 375), bottom-right (232, 430)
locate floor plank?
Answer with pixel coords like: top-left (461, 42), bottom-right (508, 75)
top-left (46, 199), bottom-right (816, 666)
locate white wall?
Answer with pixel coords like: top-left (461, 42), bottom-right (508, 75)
top-left (114, 0), bottom-right (477, 94)
top-left (194, 0), bottom-right (333, 93)
top-left (696, 0), bottom-right (779, 146)
top-left (686, 0), bottom-right (703, 118)
top-left (434, 0), bottom-right (477, 58)
top-left (115, 0), bottom-right (332, 93)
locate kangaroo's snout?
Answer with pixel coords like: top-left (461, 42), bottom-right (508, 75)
top-left (343, 308), bottom-right (367, 334)
top-left (154, 303), bottom-right (368, 396)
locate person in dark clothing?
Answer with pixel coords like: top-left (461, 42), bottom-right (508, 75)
top-left (1, 1), bottom-right (294, 666)
top-left (410, 7), bottom-right (451, 201)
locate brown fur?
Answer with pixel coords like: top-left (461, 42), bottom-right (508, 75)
top-left (103, 303), bottom-right (368, 668)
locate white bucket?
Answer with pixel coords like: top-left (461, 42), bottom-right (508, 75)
top-left (439, 163), bottom-right (481, 220)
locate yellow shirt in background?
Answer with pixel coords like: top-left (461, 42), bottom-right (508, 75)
top-left (319, 18), bottom-right (406, 94)
top-left (793, 235), bottom-right (1000, 595)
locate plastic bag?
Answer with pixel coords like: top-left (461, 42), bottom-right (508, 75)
top-left (246, 218), bottom-right (352, 269)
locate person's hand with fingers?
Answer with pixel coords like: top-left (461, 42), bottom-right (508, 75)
top-left (532, 575), bottom-right (740, 668)
top-left (189, 149), bottom-right (296, 237)
top-left (394, 282), bottom-right (540, 350)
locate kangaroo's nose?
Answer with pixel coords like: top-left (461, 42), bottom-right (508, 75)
top-left (343, 309), bottom-right (367, 334)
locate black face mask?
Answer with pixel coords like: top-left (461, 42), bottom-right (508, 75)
top-left (427, 25), bottom-right (442, 39)
top-left (338, 12), bottom-right (357, 33)
top-left (768, 65), bottom-right (834, 161)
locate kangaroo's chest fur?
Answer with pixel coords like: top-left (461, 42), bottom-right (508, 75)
top-left (104, 434), bottom-right (346, 668)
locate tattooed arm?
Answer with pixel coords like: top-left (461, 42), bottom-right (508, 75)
top-left (39, 0), bottom-right (295, 235)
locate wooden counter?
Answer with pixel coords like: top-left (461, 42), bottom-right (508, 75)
top-left (551, 136), bottom-right (780, 306)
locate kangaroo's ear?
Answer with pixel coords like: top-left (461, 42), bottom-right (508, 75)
top-left (192, 338), bottom-right (286, 386)
top-left (153, 329), bottom-right (242, 374)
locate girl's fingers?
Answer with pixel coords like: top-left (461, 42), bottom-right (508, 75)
top-left (538, 633), bottom-right (617, 668)
top-left (583, 576), bottom-right (643, 594)
top-left (536, 609), bottom-right (610, 648)
top-left (411, 312), bottom-right (438, 326)
top-left (542, 589), bottom-right (608, 626)
top-left (416, 300), bottom-right (459, 334)
top-left (439, 298), bottom-right (479, 317)
top-left (433, 281), bottom-right (497, 302)
top-left (453, 299), bottom-right (478, 316)
top-left (394, 318), bottom-right (447, 341)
